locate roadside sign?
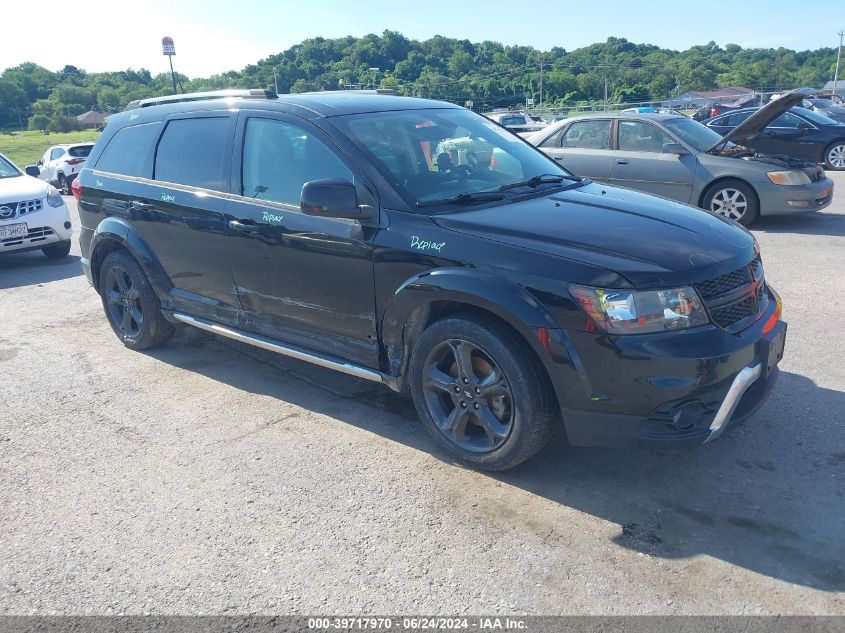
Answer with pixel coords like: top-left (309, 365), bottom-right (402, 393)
top-left (162, 36), bottom-right (175, 56)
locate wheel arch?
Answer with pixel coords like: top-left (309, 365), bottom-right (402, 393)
top-left (89, 217), bottom-right (172, 298)
top-left (380, 268), bottom-right (577, 405)
top-left (697, 175), bottom-right (760, 210)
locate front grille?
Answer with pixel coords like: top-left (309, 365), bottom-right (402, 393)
top-left (1, 226), bottom-right (54, 247)
top-left (711, 295), bottom-right (758, 328)
top-left (695, 256), bottom-right (759, 299)
top-left (0, 199), bottom-right (43, 219)
top-left (695, 256), bottom-right (767, 331)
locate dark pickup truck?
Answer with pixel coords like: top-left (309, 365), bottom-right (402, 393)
top-left (77, 89), bottom-right (786, 471)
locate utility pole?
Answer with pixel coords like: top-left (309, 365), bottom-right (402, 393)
top-left (539, 57), bottom-right (544, 110)
top-left (604, 74), bottom-right (608, 111)
top-left (835, 30), bottom-right (844, 90)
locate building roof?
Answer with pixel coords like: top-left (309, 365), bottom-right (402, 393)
top-left (76, 110), bottom-right (109, 125)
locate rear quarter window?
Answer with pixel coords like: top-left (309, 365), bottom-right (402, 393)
top-left (95, 122), bottom-right (162, 178)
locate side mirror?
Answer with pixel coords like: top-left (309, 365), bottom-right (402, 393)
top-left (301, 179), bottom-right (371, 219)
top-left (662, 143), bottom-right (691, 156)
top-left (25, 165), bottom-right (40, 177)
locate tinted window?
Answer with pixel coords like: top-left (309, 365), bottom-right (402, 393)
top-left (560, 120), bottom-right (611, 149)
top-left (242, 118), bottom-right (353, 206)
top-left (50, 148), bottom-right (64, 160)
top-left (68, 145), bottom-right (92, 158)
top-left (500, 116), bottom-right (527, 126)
top-left (792, 107), bottom-right (837, 126)
top-left (769, 112), bottom-right (803, 128)
top-left (96, 122), bottom-right (161, 177)
top-left (155, 117), bottom-right (229, 191)
top-left (617, 121), bottom-right (673, 152)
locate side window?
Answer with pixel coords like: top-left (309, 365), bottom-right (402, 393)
top-left (95, 122), bottom-right (162, 178)
top-left (769, 112), bottom-right (803, 128)
top-left (50, 148), bottom-right (64, 161)
top-left (617, 121), bottom-right (673, 153)
top-left (539, 127), bottom-right (565, 148)
top-left (154, 117), bottom-right (229, 191)
top-left (241, 118), bottom-right (353, 206)
top-left (560, 120), bottom-right (611, 150)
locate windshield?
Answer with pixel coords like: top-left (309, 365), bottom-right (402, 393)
top-left (333, 108), bottom-right (574, 209)
top-left (793, 106), bottom-right (840, 126)
top-left (0, 154), bottom-right (21, 178)
top-left (662, 117), bottom-right (725, 152)
top-left (500, 116), bottom-right (528, 126)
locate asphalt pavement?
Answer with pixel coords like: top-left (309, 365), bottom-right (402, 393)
top-left (1, 174), bottom-right (844, 615)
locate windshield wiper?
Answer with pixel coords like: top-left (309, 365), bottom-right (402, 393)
top-left (416, 191), bottom-right (505, 208)
top-left (497, 173), bottom-right (581, 191)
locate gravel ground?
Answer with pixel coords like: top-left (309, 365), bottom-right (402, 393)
top-left (1, 174), bottom-right (844, 616)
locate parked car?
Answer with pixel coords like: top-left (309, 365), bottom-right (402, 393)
top-left (0, 152), bottom-right (72, 258)
top-left (36, 142), bottom-right (95, 195)
top-left (528, 90), bottom-right (833, 226)
top-left (77, 89), bottom-right (786, 471)
top-left (483, 111), bottom-right (546, 134)
top-left (801, 98), bottom-right (845, 124)
top-left (704, 105), bottom-right (845, 170)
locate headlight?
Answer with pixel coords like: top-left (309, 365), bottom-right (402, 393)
top-left (570, 284), bottom-right (709, 334)
top-left (46, 185), bottom-right (64, 208)
top-left (767, 170), bottom-right (811, 185)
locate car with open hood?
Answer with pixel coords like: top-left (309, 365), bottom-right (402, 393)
top-left (76, 89), bottom-right (786, 471)
top-left (528, 89), bottom-right (833, 226)
top-left (704, 97), bottom-right (845, 170)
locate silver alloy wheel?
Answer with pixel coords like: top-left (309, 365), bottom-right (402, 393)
top-left (828, 144), bottom-right (845, 169)
top-left (709, 188), bottom-right (748, 221)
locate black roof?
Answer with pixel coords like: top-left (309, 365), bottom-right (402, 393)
top-left (112, 90), bottom-right (460, 129)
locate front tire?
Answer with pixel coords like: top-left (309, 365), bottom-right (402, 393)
top-left (42, 240), bottom-right (71, 259)
top-left (702, 179), bottom-right (759, 227)
top-left (824, 142), bottom-right (845, 171)
top-left (98, 250), bottom-right (174, 350)
top-left (409, 315), bottom-right (558, 471)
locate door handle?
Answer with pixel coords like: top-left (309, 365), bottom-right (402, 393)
top-left (229, 219), bottom-right (258, 234)
top-left (130, 200), bottom-right (153, 211)
top-left (616, 159), bottom-right (629, 165)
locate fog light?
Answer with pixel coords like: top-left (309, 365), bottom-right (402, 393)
top-left (786, 200), bottom-right (810, 208)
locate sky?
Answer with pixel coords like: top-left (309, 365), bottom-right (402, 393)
top-left (3, 0), bottom-right (843, 78)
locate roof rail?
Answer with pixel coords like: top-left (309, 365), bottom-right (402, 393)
top-left (124, 89), bottom-right (277, 111)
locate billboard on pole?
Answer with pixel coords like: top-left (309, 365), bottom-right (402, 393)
top-left (162, 36), bottom-right (175, 56)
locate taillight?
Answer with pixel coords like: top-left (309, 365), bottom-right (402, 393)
top-left (65, 158), bottom-right (85, 165)
top-left (71, 177), bottom-right (82, 202)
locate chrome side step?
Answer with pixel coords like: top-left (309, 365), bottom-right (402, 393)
top-left (172, 312), bottom-right (386, 384)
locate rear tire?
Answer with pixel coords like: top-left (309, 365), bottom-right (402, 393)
top-left (824, 142), bottom-right (845, 171)
top-left (58, 174), bottom-right (69, 196)
top-left (702, 179), bottom-right (759, 227)
top-left (42, 240), bottom-right (71, 259)
top-left (409, 314), bottom-right (558, 471)
top-left (98, 250), bottom-right (174, 350)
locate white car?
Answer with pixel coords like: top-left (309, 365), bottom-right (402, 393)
top-left (0, 153), bottom-right (72, 258)
top-left (36, 142), bottom-right (95, 195)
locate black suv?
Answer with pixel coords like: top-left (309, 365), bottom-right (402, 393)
top-left (77, 89), bottom-right (787, 471)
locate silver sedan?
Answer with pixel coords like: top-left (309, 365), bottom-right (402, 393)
top-left (527, 93), bottom-right (833, 226)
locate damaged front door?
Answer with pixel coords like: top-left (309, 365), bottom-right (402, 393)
top-left (225, 114), bottom-right (379, 368)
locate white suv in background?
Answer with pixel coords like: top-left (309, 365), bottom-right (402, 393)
top-left (36, 142), bottom-right (95, 195)
top-left (0, 152), bottom-right (72, 258)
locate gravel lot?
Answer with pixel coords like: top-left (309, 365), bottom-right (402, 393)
top-left (1, 174), bottom-right (844, 616)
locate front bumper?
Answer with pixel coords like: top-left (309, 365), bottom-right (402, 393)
top-left (555, 290), bottom-right (786, 448)
top-left (0, 201), bottom-right (72, 255)
top-left (756, 177), bottom-right (833, 215)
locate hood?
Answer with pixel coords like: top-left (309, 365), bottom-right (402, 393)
top-left (708, 88), bottom-right (816, 151)
top-left (433, 182), bottom-right (757, 288)
top-left (0, 174), bottom-right (50, 205)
